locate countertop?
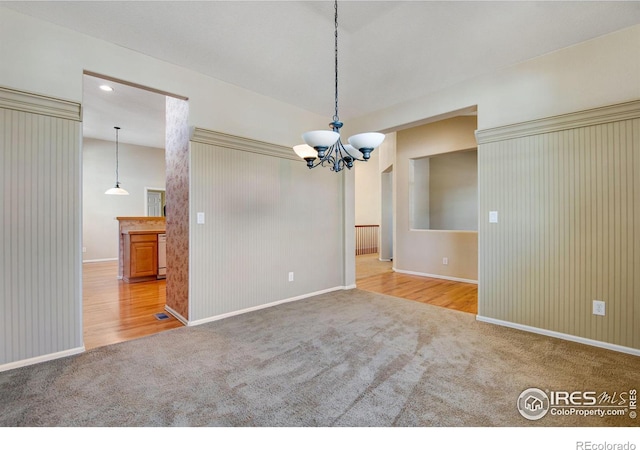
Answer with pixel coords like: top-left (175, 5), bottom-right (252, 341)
top-left (116, 217), bottom-right (166, 221)
top-left (121, 229), bottom-right (166, 235)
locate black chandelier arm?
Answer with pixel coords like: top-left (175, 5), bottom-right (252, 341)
top-left (303, 139), bottom-right (370, 172)
top-left (320, 153), bottom-right (339, 172)
top-left (305, 147), bottom-right (343, 172)
top-left (336, 140), bottom-right (367, 163)
top-left (319, 150), bottom-right (337, 170)
top-left (304, 151), bottom-right (334, 170)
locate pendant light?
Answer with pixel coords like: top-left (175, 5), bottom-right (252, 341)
top-left (293, 0), bottom-right (385, 172)
top-left (105, 126), bottom-right (129, 195)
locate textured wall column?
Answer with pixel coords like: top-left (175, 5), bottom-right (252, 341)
top-left (165, 97), bottom-right (190, 321)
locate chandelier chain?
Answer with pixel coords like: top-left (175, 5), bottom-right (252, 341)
top-left (295, 0), bottom-right (384, 172)
top-left (333, 0), bottom-right (339, 123)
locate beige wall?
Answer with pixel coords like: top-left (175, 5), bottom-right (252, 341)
top-left (378, 134), bottom-right (396, 261)
top-left (410, 157), bottom-right (430, 229)
top-left (348, 24), bottom-right (640, 135)
top-left (82, 138), bottom-right (166, 261)
top-left (428, 149), bottom-right (477, 231)
top-left (189, 130), bottom-right (346, 323)
top-left (354, 149), bottom-right (381, 226)
top-left (0, 7), bottom-right (325, 148)
top-left (395, 116), bottom-right (479, 282)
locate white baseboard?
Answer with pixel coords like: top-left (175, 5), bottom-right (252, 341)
top-left (164, 304), bottom-right (188, 325)
top-left (476, 315), bottom-right (640, 357)
top-left (186, 285), bottom-right (351, 327)
top-left (0, 346), bottom-right (85, 373)
top-left (82, 258), bottom-right (118, 263)
top-left (393, 268), bottom-right (478, 285)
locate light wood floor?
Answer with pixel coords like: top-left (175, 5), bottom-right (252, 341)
top-left (83, 254), bottom-right (477, 350)
top-left (355, 253), bottom-right (478, 314)
top-left (83, 261), bottom-right (182, 350)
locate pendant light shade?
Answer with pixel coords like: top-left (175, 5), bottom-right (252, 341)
top-left (302, 130), bottom-right (340, 151)
top-left (293, 144), bottom-right (318, 160)
top-left (348, 132), bottom-right (385, 160)
top-left (105, 126), bottom-right (129, 195)
top-left (105, 185), bottom-right (129, 195)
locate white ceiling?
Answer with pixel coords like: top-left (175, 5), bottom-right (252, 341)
top-left (82, 74), bottom-right (167, 148)
top-left (3, 1), bottom-right (640, 148)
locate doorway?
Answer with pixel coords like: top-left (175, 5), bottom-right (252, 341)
top-left (146, 188), bottom-right (166, 217)
top-left (354, 118), bottom-right (479, 315)
top-left (355, 164), bottom-right (394, 279)
top-left (81, 73), bottom-right (186, 349)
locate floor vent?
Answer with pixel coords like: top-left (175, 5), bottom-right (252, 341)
top-left (154, 313), bottom-right (169, 320)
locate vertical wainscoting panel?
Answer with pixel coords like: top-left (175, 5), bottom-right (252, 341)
top-left (189, 131), bottom-right (344, 322)
top-left (1, 90), bottom-right (82, 366)
top-left (477, 102), bottom-right (640, 350)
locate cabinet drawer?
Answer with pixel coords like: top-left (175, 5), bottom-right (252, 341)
top-left (130, 233), bottom-right (158, 243)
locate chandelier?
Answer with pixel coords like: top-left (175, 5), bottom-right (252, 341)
top-left (293, 0), bottom-right (384, 172)
top-left (104, 126), bottom-right (129, 195)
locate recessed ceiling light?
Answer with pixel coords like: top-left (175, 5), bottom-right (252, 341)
top-left (99, 85), bottom-right (114, 92)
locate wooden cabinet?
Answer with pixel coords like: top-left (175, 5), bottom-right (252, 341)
top-left (123, 232), bottom-right (159, 282)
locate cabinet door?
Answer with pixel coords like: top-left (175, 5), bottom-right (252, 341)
top-left (130, 239), bottom-right (158, 277)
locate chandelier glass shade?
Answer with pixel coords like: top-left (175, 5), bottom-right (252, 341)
top-left (105, 126), bottom-right (129, 195)
top-left (294, 0), bottom-right (384, 172)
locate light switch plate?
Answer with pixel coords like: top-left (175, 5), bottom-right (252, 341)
top-left (489, 211), bottom-right (498, 223)
top-left (593, 300), bottom-right (605, 316)
top-left (197, 212), bottom-right (205, 224)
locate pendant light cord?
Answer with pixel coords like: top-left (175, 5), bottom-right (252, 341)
top-left (115, 126), bottom-right (120, 185)
top-left (333, 0), bottom-right (339, 123)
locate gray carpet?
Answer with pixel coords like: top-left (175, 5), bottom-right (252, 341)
top-left (1, 289), bottom-right (638, 426)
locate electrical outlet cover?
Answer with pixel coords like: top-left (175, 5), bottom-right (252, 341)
top-left (593, 300), bottom-right (606, 316)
